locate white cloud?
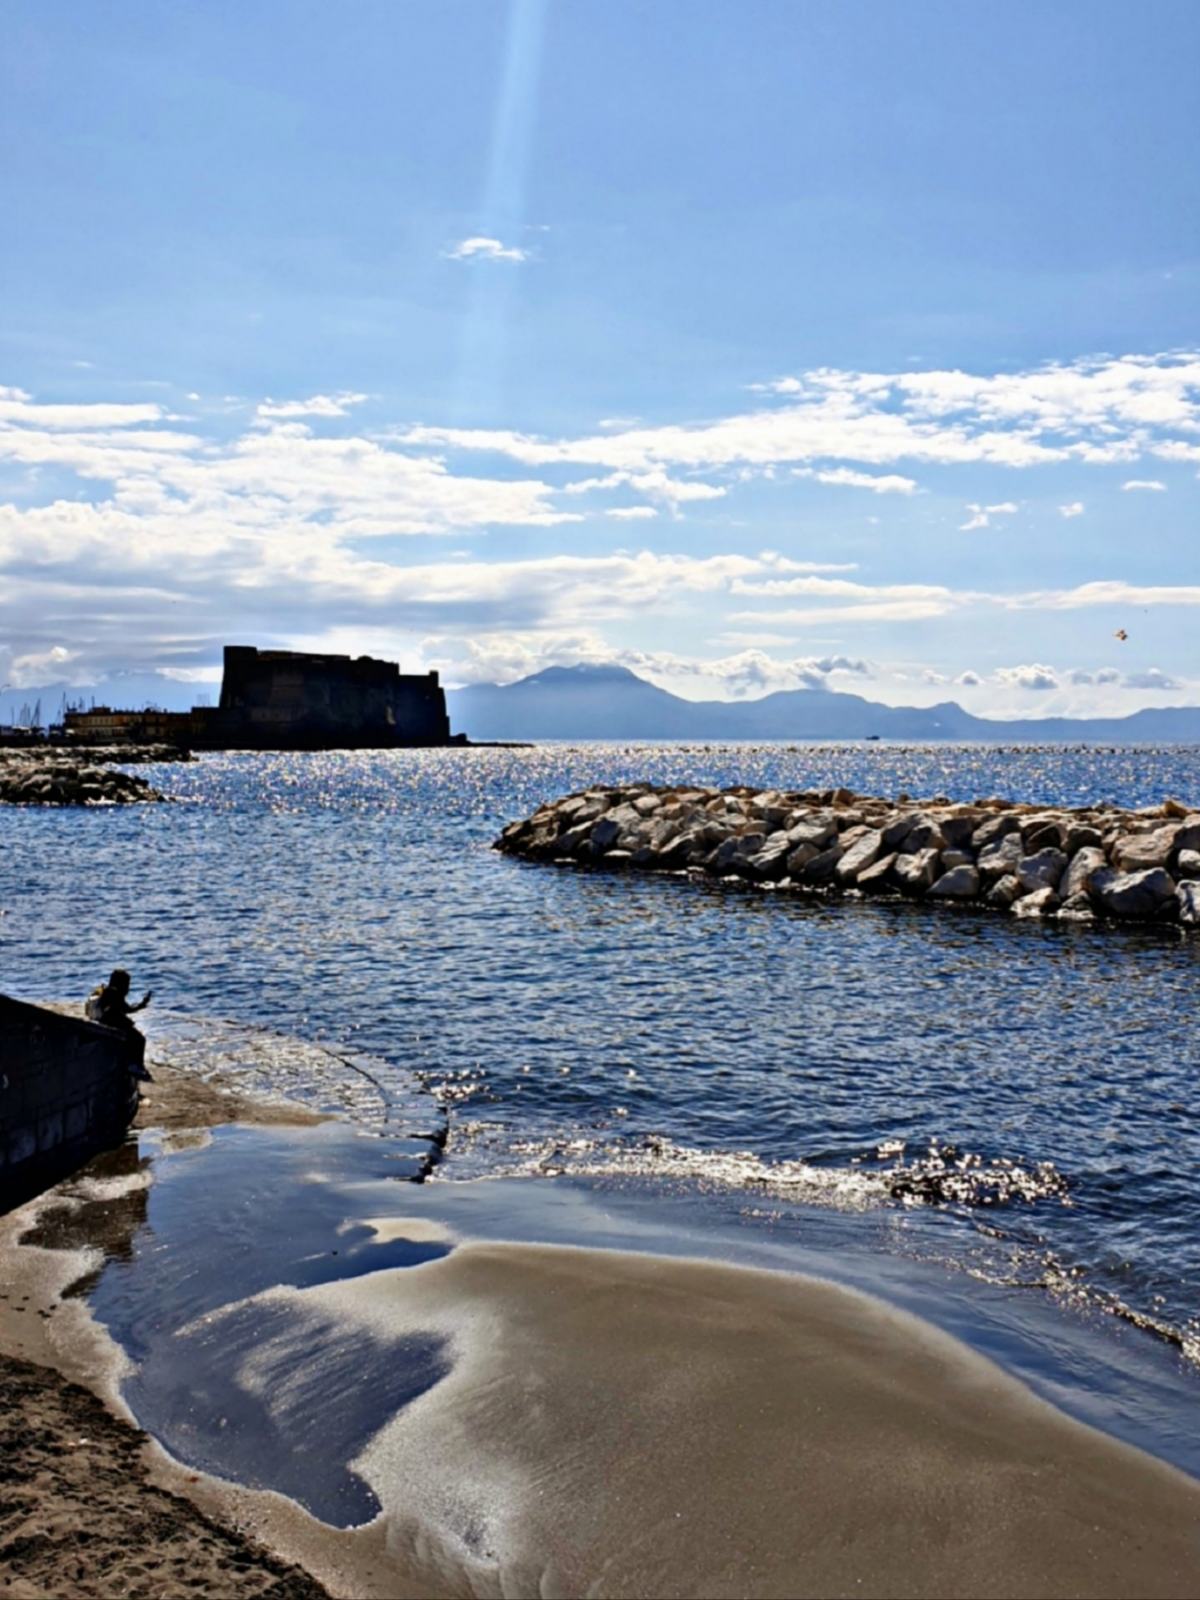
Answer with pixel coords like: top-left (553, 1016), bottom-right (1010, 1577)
top-left (4, 644), bottom-right (78, 688)
top-left (617, 648), bottom-right (873, 699)
top-left (1123, 667), bottom-right (1179, 691)
top-left (562, 467), bottom-right (725, 510)
top-left (1069, 667), bottom-right (1121, 685)
top-left (0, 441), bottom-right (838, 679)
top-left (625, 469), bottom-right (725, 506)
top-left (445, 236), bottom-right (529, 263)
top-left (731, 574), bottom-right (966, 625)
top-left (0, 390), bottom-right (166, 429)
top-left (959, 501), bottom-right (1018, 531)
top-left (955, 670), bottom-right (982, 686)
top-left (1122, 479), bottom-right (1167, 491)
top-left (995, 663), bottom-right (1060, 692)
top-left (728, 570), bottom-right (1200, 632)
top-left (1014, 580), bottom-right (1200, 609)
top-left (256, 393), bottom-right (368, 419)
top-left (0, 413), bottom-right (580, 542)
top-left (1058, 501), bottom-right (1085, 518)
top-left (795, 467), bottom-right (918, 494)
top-left (420, 631), bottom-right (602, 687)
top-left (3, 370), bottom-right (1196, 703)
top-left (399, 352), bottom-right (1200, 479)
top-left (731, 575), bottom-right (956, 603)
top-left (424, 637), bottom-right (875, 699)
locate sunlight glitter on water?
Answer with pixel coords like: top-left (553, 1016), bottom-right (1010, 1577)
top-left (3, 742), bottom-right (1198, 1376)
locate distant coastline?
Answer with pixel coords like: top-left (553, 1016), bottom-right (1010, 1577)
top-left (447, 663), bottom-right (1200, 743)
top-left (8, 661), bottom-right (1200, 747)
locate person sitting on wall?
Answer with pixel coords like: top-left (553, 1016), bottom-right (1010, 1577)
top-left (86, 969), bottom-right (153, 1082)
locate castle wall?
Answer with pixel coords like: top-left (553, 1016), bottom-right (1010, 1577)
top-left (64, 648), bottom-right (457, 750)
top-left (217, 647), bottom-right (450, 745)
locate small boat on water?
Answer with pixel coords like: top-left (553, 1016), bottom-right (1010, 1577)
top-left (0, 994), bottom-right (142, 1211)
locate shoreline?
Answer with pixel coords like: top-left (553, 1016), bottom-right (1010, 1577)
top-left (331, 1237), bottom-right (1200, 1598)
top-left (0, 1057), bottom-right (346, 1600)
top-left (3, 1054), bottom-right (1199, 1597)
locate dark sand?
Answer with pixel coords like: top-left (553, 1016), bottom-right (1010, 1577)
top-left (0, 1057), bottom-right (333, 1600)
top-left (3, 1052), bottom-right (1200, 1598)
top-left (0, 1352), bottom-right (327, 1600)
top-left (133, 1052), bottom-right (327, 1135)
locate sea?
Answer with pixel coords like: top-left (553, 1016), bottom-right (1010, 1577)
top-left (3, 741), bottom-right (1199, 1506)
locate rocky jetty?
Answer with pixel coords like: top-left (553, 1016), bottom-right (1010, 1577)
top-left (0, 749), bottom-right (171, 805)
top-left (69, 742), bottom-right (192, 765)
top-left (497, 784), bottom-right (1200, 928)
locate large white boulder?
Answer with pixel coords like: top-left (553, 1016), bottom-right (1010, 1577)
top-left (835, 829), bottom-right (884, 885)
top-left (1015, 847), bottom-right (1068, 893)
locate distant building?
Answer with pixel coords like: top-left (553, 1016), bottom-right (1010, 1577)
top-left (62, 706), bottom-right (148, 742)
top-left (64, 646), bottom-right (458, 750)
top-left (214, 645), bottom-right (451, 747)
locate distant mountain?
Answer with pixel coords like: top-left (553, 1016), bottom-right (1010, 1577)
top-left (8, 661), bottom-right (1198, 744)
top-left (447, 663), bottom-right (1200, 743)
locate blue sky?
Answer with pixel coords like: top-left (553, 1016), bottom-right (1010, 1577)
top-left (1, 0), bottom-right (1198, 715)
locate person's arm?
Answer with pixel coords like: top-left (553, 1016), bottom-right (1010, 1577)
top-left (130, 991), bottom-right (153, 1013)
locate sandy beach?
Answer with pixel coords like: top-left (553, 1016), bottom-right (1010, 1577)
top-left (0, 1056), bottom-right (333, 1600)
top-left (232, 1238), bottom-right (1198, 1600)
top-left (0, 1351), bottom-right (329, 1600)
top-left (1, 1046), bottom-right (1198, 1600)
top-left (7, 0), bottom-right (1199, 1592)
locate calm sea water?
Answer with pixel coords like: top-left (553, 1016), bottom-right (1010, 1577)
top-left (3, 743), bottom-right (1199, 1377)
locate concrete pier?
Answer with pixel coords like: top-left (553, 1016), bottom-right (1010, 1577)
top-left (0, 996), bottom-right (141, 1209)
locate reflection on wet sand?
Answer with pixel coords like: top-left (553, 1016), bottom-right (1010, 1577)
top-left (191, 1238), bottom-right (1200, 1600)
top-left (18, 1140), bottom-right (151, 1294)
top-left (14, 1113), bottom-right (1196, 1599)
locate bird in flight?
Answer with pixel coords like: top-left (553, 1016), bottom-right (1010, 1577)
top-left (1114, 628), bottom-right (1128, 642)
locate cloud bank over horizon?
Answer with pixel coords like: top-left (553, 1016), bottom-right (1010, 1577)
top-left (1, 352), bottom-right (1197, 720)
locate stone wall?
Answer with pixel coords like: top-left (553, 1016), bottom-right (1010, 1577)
top-left (216, 645), bottom-right (450, 747)
top-left (497, 784), bottom-right (1200, 928)
top-left (0, 997), bottom-right (140, 1209)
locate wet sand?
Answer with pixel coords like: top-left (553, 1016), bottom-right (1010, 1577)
top-left (3, 1059), bottom-right (1200, 1598)
top-left (243, 1238), bottom-right (1200, 1600)
top-left (0, 1058), bottom-right (332, 1600)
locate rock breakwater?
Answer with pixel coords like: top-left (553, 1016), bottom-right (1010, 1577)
top-left (0, 749), bottom-right (172, 805)
top-left (497, 784), bottom-right (1200, 927)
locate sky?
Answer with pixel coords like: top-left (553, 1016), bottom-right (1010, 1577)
top-left (1, 0), bottom-right (1198, 719)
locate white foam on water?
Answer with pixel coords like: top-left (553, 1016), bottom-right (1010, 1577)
top-left (355, 1216), bottom-right (457, 1245)
top-left (71, 1171), bottom-right (152, 1203)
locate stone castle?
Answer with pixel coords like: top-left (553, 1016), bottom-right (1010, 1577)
top-left (65, 645), bottom-right (456, 750)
